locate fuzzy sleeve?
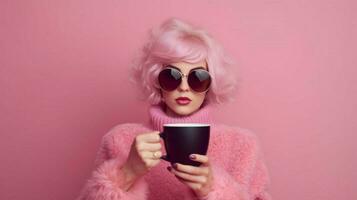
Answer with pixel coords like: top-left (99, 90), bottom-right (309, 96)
top-left (76, 124), bottom-right (149, 200)
top-left (200, 128), bottom-right (272, 200)
top-left (246, 131), bottom-right (272, 200)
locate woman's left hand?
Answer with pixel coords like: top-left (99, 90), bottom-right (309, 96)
top-left (167, 154), bottom-right (214, 198)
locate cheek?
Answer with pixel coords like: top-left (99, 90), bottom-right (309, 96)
top-left (162, 91), bottom-right (174, 102)
top-left (194, 93), bottom-right (206, 102)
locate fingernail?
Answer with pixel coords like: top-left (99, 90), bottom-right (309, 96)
top-left (189, 154), bottom-right (196, 160)
top-left (172, 163), bottom-right (178, 169)
top-left (167, 166), bottom-right (172, 171)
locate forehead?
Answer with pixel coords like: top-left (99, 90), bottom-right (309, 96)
top-left (168, 61), bottom-right (207, 72)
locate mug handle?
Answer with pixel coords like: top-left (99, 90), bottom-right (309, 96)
top-left (159, 132), bottom-right (170, 162)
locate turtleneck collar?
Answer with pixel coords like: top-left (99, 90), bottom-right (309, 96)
top-left (148, 102), bottom-right (213, 132)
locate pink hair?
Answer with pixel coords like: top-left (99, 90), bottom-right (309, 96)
top-left (130, 18), bottom-right (237, 105)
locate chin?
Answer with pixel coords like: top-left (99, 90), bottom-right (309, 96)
top-left (171, 106), bottom-right (198, 116)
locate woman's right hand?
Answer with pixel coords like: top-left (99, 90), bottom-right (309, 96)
top-left (122, 131), bottom-right (163, 179)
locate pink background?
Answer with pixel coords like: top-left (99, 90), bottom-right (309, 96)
top-left (1, 0), bottom-right (356, 199)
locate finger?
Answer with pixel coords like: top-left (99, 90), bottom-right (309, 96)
top-left (173, 163), bottom-right (209, 175)
top-left (140, 151), bottom-right (162, 159)
top-left (151, 158), bottom-right (161, 166)
top-left (190, 154), bottom-right (209, 165)
top-left (145, 158), bottom-right (161, 168)
top-left (153, 151), bottom-right (162, 159)
top-left (136, 142), bottom-right (162, 152)
top-left (169, 167), bottom-right (207, 184)
top-left (136, 132), bottom-right (161, 143)
top-left (175, 174), bottom-right (203, 190)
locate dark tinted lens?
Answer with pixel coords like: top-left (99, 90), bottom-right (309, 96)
top-left (188, 69), bottom-right (211, 92)
top-left (158, 68), bottom-right (182, 91)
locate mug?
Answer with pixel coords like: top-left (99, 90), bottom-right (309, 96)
top-left (159, 123), bottom-right (210, 166)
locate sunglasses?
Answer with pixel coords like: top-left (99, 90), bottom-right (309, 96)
top-left (158, 66), bottom-right (212, 93)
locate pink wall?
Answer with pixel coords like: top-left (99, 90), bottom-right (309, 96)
top-left (1, 0), bottom-right (356, 199)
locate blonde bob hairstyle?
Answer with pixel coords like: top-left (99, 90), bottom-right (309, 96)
top-left (130, 18), bottom-right (237, 105)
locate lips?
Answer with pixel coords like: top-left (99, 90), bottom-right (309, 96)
top-left (175, 97), bottom-right (192, 105)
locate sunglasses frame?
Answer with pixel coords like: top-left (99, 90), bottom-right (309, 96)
top-left (158, 67), bottom-right (212, 93)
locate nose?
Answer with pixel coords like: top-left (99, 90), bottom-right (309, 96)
top-left (178, 76), bottom-right (190, 92)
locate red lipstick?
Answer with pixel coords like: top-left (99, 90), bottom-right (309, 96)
top-left (175, 97), bottom-right (192, 105)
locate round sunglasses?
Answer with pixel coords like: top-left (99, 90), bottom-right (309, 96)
top-left (158, 66), bottom-right (211, 93)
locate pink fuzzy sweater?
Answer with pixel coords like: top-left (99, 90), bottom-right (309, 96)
top-left (77, 103), bottom-right (272, 200)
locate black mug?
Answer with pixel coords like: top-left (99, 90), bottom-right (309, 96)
top-left (159, 123), bottom-right (210, 166)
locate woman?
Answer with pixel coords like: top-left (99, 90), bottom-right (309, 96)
top-left (77, 18), bottom-right (271, 200)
